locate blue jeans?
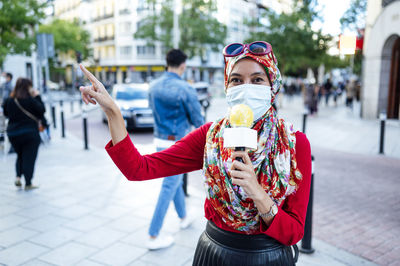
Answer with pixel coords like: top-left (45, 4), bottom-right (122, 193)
top-left (148, 147), bottom-right (186, 237)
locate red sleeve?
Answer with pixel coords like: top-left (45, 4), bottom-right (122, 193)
top-left (260, 131), bottom-right (312, 245)
top-left (105, 123), bottom-right (212, 181)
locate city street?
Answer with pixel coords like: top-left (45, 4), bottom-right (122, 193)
top-left (1, 93), bottom-right (399, 265)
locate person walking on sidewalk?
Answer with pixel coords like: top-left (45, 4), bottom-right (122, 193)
top-left (146, 49), bottom-right (204, 249)
top-left (79, 40), bottom-right (311, 265)
top-left (2, 78), bottom-right (45, 190)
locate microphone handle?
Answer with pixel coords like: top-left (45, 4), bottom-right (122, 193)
top-left (235, 147), bottom-right (246, 163)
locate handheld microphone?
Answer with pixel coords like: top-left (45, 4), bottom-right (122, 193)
top-left (224, 104), bottom-right (257, 163)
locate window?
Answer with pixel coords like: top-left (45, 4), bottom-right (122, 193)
top-left (120, 46), bottom-right (132, 56)
top-left (137, 45), bottom-right (155, 56)
top-left (119, 22), bottom-right (131, 34)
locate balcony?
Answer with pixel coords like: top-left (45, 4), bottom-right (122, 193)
top-left (94, 36), bottom-right (115, 43)
top-left (92, 13), bottom-right (114, 22)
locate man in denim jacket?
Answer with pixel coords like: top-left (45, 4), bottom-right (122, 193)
top-left (147, 49), bottom-right (204, 250)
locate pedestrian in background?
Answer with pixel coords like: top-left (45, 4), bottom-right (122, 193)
top-left (146, 48), bottom-right (204, 249)
top-left (2, 78), bottom-right (45, 190)
top-left (323, 78), bottom-right (333, 106)
top-left (79, 40), bottom-right (311, 265)
top-left (1, 72), bottom-right (13, 101)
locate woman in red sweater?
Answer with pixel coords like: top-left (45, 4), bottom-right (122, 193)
top-left (79, 41), bottom-right (311, 266)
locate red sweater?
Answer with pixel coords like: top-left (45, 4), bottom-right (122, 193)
top-left (105, 122), bottom-right (312, 246)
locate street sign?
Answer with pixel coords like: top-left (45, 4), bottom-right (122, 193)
top-left (37, 33), bottom-right (55, 59)
top-left (339, 35), bottom-right (356, 55)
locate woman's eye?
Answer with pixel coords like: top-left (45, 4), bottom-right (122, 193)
top-left (253, 77), bottom-right (265, 83)
top-left (230, 78), bottom-right (241, 83)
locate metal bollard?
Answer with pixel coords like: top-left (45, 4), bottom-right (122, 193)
top-left (82, 108), bottom-right (89, 150)
top-left (379, 113), bottom-right (386, 154)
top-left (182, 173), bottom-right (188, 196)
top-left (60, 101), bottom-right (65, 138)
top-left (51, 105), bottom-right (56, 129)
top-left (302, 112), bottom-right (308, 134)
top-left (300, 155), bottom-right (315, 254)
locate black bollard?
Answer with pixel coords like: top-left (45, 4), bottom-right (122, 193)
top-left (60, 101), bottom-right (65, 138)
top-left (379, 114), bottom-right (386, 154)
top-left (82, 110), bottom-right (88, 150)
top-left (51, 105), bottom-right (56, 129)
top-left (302, 112), bottom-right (308, 134)
top-left (183, 173), bottom-right (188, 196)
top-left (300, 155), bottom-right (315, 254)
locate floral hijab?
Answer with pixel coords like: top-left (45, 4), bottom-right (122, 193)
top-left (202, 47), bottom-right (303, 233)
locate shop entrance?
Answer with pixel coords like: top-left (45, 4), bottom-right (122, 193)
top-left (387, 37), bottom-right (400, 119)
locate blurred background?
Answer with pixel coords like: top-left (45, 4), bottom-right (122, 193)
top-left (0, 0), bottom-right (399, 265)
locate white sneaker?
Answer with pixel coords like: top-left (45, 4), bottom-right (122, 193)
top-left (146, 234), bottom-right (174, 250)
top-left (180, 215), bottom-right (195, 229)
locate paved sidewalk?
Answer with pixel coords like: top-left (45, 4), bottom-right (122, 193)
top-left (0, 94), bottom-right (397, 265)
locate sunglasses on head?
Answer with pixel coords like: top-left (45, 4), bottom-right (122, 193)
top-left (223, 41), bottom-right (273, 57)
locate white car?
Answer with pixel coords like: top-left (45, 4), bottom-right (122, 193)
top-left (102, 83), bottom-right (154, 130)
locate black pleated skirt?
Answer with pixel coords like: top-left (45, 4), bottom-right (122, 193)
top-left (192, 221), bottom-right (297, 266)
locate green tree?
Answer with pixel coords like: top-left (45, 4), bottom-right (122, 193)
top-left (340, 0), bottom-right (367, 76)
top-left (0, 0), bottom-right (46, 67)
top-left (340, 0), bottom-right (367, 33)
top-left (38, 19), bottom-right (91, 61)
top-left (134, 0), bottom-right (227, 60)
top-left (246, 0), bottom-right (335, 76)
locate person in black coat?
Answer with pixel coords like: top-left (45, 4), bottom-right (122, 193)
top-left (2, 78), bottom-right (45, 190)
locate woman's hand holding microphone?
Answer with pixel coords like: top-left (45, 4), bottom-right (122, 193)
top-left (79, 64), bottom-right (127, 145)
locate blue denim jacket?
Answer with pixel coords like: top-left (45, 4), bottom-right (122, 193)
top-left (149, 72), bottom-right (204, 140)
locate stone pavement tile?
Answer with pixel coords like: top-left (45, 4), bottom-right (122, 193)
top-left (51, 204), bottom-right (95, 219)
top-left (139, 244), bottom-right (193, 266)
top-left (20, 259), bottom-right (56, 266)
top-left (128, 260), bottom-right (159, 266)
top-left (75, 226), bottom-right (127, 249)
top-left (28, 226), bottom-right (83, 248)
top-left (75, 259), bottom-right (106, 266)
top-left (0, 242), bottom-right (49, 265)
top-left (38, 242), bottom-right (98, 265)
top-left (120, 225), bottom-right (149, 248)
top-left (91, 204), bottom-right (132, 220)
top-left (311, 147), bottom-right (400, 265)
top-left (20, 214), bottom-right (69, 232)
top-left (0, 226), bottom-right (39, 247)
top-left (297, 239), bottom-right (377, 266)
top-left (63, 214), bottom-right (111, 232)
top-left (0, 213), bottom-right (29, 232)
top-left (89, 242), bottom-right (147, 266)
top-left (174, 228), bottom-right (203, 250)
top-left (16, 204), bottom-right (58, 220)
top-left (106, 215), bottom-right (148, 234)
top-left (0, 204), bottom-right (20, 217)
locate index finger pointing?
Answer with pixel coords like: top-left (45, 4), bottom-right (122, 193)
top-left (79, 64), bottom-right (100, 84)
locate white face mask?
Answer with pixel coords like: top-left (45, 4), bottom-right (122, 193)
top-left (226, 84), bottom-right (272, 122)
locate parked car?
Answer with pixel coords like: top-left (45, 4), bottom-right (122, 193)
top-left (192, 82), bottom-right (211, 111)
top-left (102, 83), bottom-right (154, 130)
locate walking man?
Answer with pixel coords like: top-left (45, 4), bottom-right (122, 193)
top-left (147, 49), bottom-right (204, 250)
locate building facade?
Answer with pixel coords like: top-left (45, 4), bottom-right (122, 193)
top-left (362, 0), bottom-right (400, 119)
top-left (53, 0), bottom-right (292, 85)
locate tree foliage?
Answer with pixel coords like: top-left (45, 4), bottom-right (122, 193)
top-left (38, 19), bottom-right (91, 60)
top-left (0, 0), bottom-right (46, 67)
top-left (246, 0), bottom-right (336, 76)
top-left (340, 0), bottom-right (367, 33)
top-left (134, 0), bottom-right (227, 60)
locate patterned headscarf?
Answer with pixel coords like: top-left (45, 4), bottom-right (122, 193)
top-left (202, 44), bottom-right (303, 233)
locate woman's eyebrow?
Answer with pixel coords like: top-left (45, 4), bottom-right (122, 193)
top-left (229, 73), bottom-right (242, 77)
top-left (251, 72), bottom-right (267, 76)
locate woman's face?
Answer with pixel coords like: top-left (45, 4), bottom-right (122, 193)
top-left (227, 58), bottom-right (271, 89)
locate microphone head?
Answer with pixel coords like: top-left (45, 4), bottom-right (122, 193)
top-left (229, 104), bottom-right (253, 128)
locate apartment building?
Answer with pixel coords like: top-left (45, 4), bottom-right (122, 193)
top-left (53, 0), bottom-right (292, 84)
